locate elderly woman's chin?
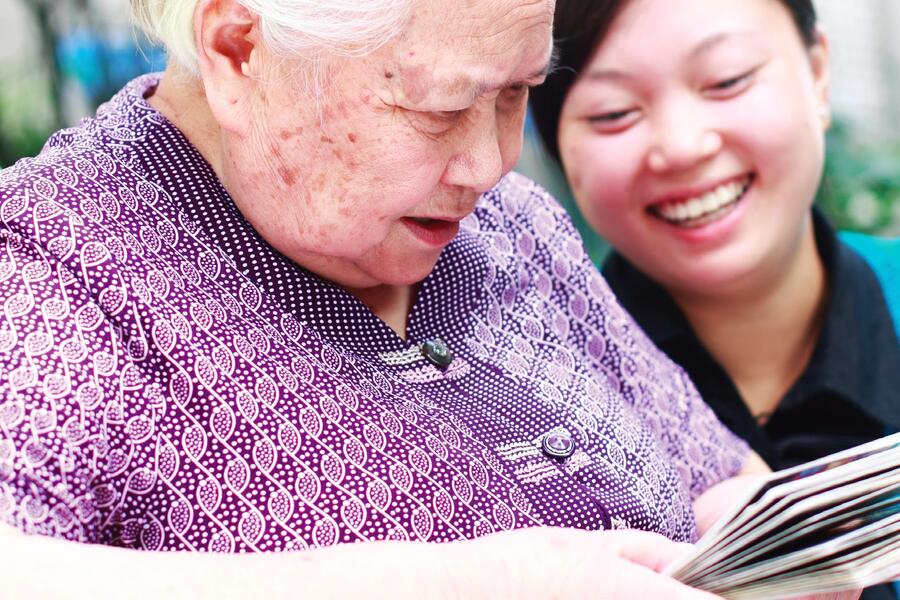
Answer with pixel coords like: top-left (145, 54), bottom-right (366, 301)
top-left (295, 238), bottom-right (450, 291)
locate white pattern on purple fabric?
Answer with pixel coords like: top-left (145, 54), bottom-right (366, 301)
top-left (0, 74), bottom-right (748, 551)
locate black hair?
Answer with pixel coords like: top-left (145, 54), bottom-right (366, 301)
top-left (529, 0), bottom-right (818, 163)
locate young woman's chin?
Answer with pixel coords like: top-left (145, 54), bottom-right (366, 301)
top-left (641, 242), bottom-right (772, 298)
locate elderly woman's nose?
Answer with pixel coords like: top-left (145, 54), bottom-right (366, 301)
top-left (645, 99), bottom-right (722, 174)
top-left (442, 108), bottom-right (507, 194)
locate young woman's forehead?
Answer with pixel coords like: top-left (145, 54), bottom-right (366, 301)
top-left (596, 0), bottom-right (798, 62)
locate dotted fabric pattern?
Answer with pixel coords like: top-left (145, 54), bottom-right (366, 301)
top-left (0, 74), bottom-right (749, 551)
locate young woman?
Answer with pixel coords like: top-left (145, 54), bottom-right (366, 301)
top-left (531, 0), bottom-right (900, 485)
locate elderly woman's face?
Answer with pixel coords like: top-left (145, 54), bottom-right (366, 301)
top-left (224, 0), bottom-right (553, 291)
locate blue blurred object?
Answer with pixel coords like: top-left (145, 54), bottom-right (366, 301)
top-left (57, 28), bottom-right (165, 101)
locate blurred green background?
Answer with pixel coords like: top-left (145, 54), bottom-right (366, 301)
top-left (2, 0), bottom-right (899, 261)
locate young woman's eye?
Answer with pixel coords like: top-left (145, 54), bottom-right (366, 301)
top-left (705, 70), bottom-right (756, 97)
top-left (587, 108), bottom-right (640, 133)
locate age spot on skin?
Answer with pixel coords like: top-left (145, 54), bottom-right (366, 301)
top-left (400, 64), bottom-right (429, 104)
top-left (278, 166), bottom-right (297, 186)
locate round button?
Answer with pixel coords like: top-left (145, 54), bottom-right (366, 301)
top-left (421, 338), bottom-right (453, 368)
top-left (542, 432), bottom-right (575, 459)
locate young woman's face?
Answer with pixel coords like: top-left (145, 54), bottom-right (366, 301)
top-left (558, 0), bottom-right (830, 295)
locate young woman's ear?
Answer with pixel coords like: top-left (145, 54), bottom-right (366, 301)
top-left (808, 26), bottom-right (831, 129)
top-left (194, 0), bottom-right (261, 136)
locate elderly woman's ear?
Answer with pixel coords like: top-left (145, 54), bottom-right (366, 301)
top-left (194, 0), bottom-right (260, 135)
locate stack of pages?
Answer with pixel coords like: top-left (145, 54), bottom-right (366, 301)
top-left (666, 433), bottom-right (900, 599)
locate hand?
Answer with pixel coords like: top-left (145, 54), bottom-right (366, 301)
top-left (2, 521), bottom-right (719, 598)
top-left (451, 527), bottom-right (722, 598)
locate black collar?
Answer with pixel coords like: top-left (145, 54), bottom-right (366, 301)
top-left (603, 210), bottom-right (900, 432)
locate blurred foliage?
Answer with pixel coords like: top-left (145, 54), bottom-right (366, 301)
top-left (0, 105), bottom-right (52, 168)
top-left (817, 118), bottom-right (900, 236)
top-left (1, 0), bottom-right (163, 168)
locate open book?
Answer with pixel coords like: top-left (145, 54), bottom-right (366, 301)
top-left (666, 433), bottom-right (900, 599)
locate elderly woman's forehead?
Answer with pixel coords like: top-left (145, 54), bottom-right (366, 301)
top-left (382, 0), bottom-right (553, 94)
top-left (403, 0), bottom-right (553, 42)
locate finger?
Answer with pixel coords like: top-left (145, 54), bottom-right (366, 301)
top-left (591, 529), bottom-right (697, 573)
top-left (601, 557), bottom-right (723, 600)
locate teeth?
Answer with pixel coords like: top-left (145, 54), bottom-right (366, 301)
top-left (656, 178), bottom-right (750, 224)
top-left (687, 198), bottom-right (703, 219)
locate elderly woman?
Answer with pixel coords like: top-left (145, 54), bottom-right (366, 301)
top-left (0, 0), bottom-right (766, 596)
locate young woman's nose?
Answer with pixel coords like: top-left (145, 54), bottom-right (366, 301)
top-left (645, 98), bottom-right (722, 173)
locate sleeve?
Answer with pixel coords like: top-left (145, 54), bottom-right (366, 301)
top-left (0, 229), bottom-right (108, 541)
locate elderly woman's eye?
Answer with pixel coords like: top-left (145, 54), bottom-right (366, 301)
top-left (504, 84), bottom-right (530, 99)
top-left (497, 84), bottom-right (533, 109)
top-left (432, 109), bottom-right (467, 121)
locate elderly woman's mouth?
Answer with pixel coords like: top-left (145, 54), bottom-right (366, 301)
top-left (401, 216), bottom-right (461, 247)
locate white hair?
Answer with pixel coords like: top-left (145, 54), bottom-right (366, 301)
top-left (131, 0), bottom-right (412, 73)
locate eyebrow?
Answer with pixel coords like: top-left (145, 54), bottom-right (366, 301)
top-left (460, 45), bottom-right (558, 100)
top-left (689, 31), bottom-right (748, 58)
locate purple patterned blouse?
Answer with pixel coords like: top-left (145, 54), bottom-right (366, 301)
top-left (0, 75), bottom-right (748, 551)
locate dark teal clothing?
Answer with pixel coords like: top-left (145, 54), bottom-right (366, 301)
top-left (840, 231), bottom-right (900, 346)
top-left (602, 211), bottom-right (899, 599)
